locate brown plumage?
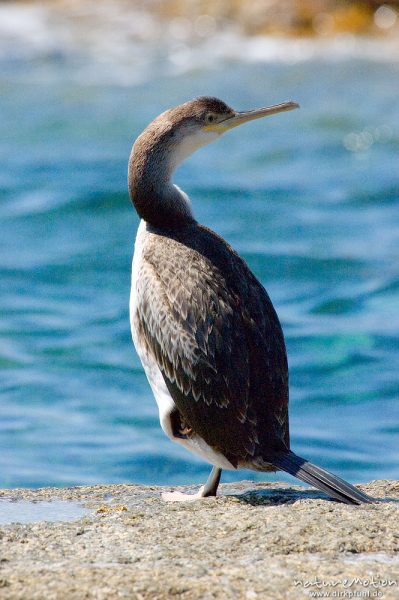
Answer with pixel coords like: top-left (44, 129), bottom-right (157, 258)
top-left (129, 96), bottom-right (373, 504)
top-left (135, 222), bottom-right (288, 467)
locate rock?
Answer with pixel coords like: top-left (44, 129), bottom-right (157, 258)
top-left (0, 480), bottom-right (398, 599)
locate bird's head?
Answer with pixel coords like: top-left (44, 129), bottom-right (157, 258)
top-left (129, 96), bottom-right (299, 226)
top-left (134, 96), bottom-right (299, 173)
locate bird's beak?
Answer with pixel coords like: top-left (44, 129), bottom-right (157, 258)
top-left (206, 101), bottom-right (299, 133)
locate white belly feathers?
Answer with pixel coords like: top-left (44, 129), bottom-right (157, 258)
top-left (130, 220), bottom-right (235, 471)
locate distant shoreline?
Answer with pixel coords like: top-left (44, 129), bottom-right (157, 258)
top-left (3, 0), bottom-right (399, 38)
top-left (1, 0), bottom-right (397, 71)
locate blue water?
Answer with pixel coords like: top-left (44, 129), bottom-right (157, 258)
top-left (0, 499), bottom-right (90, 524)
top-left (1, 12), bottom-right (399, 488)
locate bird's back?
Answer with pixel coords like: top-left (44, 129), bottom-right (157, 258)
top-left (132, 220), bottom-right (289, 467)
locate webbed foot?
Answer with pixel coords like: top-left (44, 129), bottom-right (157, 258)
top-left (161, 466), bottom-right (222, 502)
top-left (162, 486), bottom-right (207, 502)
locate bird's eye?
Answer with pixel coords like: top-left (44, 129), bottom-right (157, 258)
top-left (205, 113), bottom-right (216, 124)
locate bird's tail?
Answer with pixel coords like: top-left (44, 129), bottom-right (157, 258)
top-left (267, 450), bottom-right (374, 505)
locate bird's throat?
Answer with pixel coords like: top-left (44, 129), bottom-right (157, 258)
top-left (128, 142), bottom-right (195, 229)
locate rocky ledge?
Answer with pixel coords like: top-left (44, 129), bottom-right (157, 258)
top-left (0, 480), bottom-right (398, 599)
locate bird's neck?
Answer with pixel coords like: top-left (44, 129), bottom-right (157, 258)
top-left (128, 140), bottom-right (195, 230)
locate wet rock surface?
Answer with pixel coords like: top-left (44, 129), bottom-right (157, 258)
top-left (0, 480), bottom-right (398, 599)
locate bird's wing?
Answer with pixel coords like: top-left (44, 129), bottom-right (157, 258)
top-left (135, 224), bottom-right (289, 465)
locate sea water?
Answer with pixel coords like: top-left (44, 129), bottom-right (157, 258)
top-left (1, 3), bottom-right (398, 488)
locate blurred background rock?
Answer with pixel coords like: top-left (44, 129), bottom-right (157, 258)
top-left (1, 1), bottom-right (399, 43)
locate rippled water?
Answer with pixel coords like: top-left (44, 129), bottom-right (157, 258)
top-left (1, 6), bottom-right (399, 488)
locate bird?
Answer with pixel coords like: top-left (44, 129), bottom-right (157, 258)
top-left (128, 96), bottom-right (372, 505)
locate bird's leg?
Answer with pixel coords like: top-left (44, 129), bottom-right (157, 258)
top-left (162, 467), bottom-right (222, 502)
top-left (202, 466), bottom-right (222, 497)
top-left (169, 408), bottom-right (193, 439)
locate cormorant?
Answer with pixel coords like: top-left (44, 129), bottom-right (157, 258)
top-left (128, 96), bottom-right (372, 504)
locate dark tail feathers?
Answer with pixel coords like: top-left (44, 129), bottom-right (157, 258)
top-left (269, 451), bottom-right (374, 505)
